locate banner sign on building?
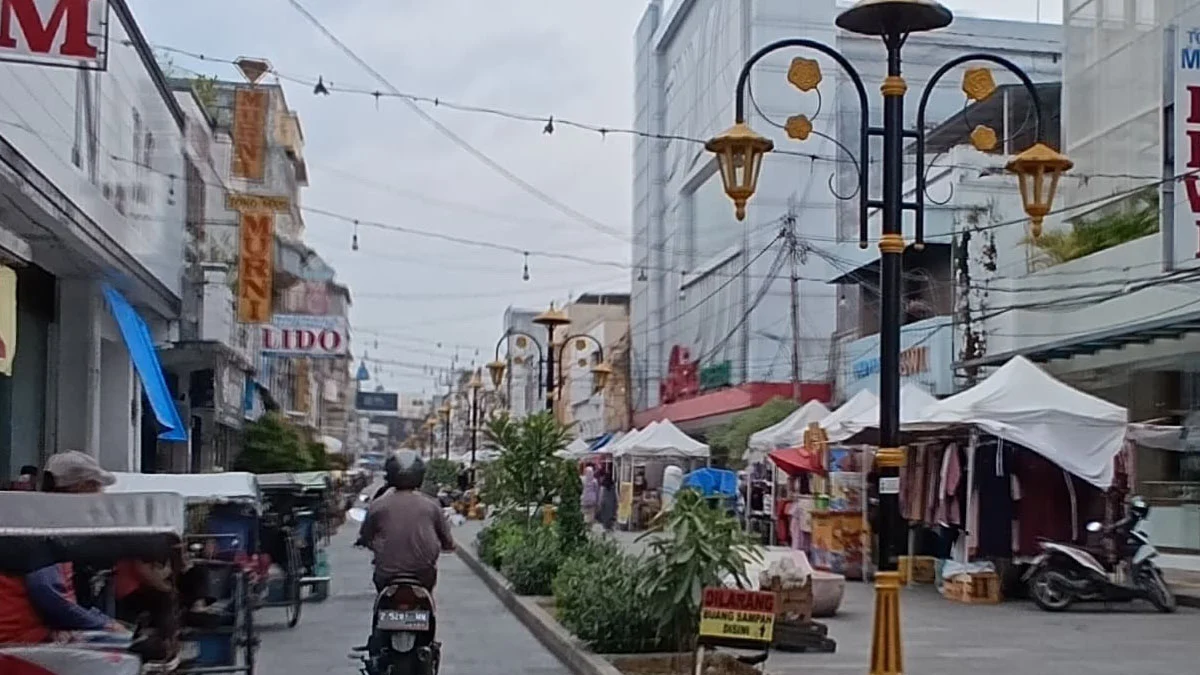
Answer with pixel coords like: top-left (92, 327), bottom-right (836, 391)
top-left (356, 391), bottom-right (398, 412)
top-left (0, 266), bottom-right (16, 376)
top-left (237, 210), bottom-right (274, 323)
top-left (1175, 15), bottom-right (1200, 266)
top-left (0, 0), bottom-right (110, 70)
top-left (261, 314), bottom-right (349, 357)
top-left (840, 316), bottom-right (953, 399)
top-left (231, 88), bottom-right (268, 181)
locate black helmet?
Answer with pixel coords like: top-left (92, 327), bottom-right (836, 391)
top-left (384, 450), bottom-right (426, 490)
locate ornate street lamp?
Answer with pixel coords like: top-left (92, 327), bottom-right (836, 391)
top-left (468, 369), bottom-right (484, 467)
top-left (493, 303), bottom-right (615, 413)
top-left (707, 2), bottom-right (1070, 672)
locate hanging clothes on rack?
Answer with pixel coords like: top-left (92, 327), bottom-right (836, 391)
top-left (972, 438), bottom-right (1016, 559)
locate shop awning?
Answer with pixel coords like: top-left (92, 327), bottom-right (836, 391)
top-left (768, 446), bottom-right (825, 477)
top-left (101, 284), bottom-right (187, 441)
top-left (587, 432), bottom-right (615, 452)
top-left (956, 308), bottom-right (1200, 370)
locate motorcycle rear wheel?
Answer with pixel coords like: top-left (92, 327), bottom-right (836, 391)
top-left (1144, 568), bottom-right (1177, 614)
top-left (1030, 568), bottom-right (1074, 612)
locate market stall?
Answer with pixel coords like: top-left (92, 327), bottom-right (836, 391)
top-left (746, 399), bottom-right (832, 462)
top-left (612, 419), bottom-right (709, 530)
top-left (901, 356), bottom-right (1128, 600)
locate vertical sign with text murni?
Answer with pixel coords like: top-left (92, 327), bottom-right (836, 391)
top-left (232, 88), bottom-right (267, 181)
top-left (237, 210), bottom-right (274, 323)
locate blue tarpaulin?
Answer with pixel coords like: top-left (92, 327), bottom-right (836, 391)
top-left (102, 284), bottom-right (187, 441)
top-left (681, 467), bottom-right (738, 497)
top-left (587, 432), bottom-right (615, 452)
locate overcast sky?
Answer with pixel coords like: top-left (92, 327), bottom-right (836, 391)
top-left (127, 0), bottom-right (1062, 395)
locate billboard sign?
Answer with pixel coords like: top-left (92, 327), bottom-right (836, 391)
top-left (356, 391), bottom-right (399, 412)
top-left (1175, 12), bottom-right (1200, 267)
top-left (0, 0), bottom-right (110, 69)
top-left (236, 210), bottom-right (274, 323)
top-left (261, 314), bottom-right (349, 357)
top-left (231, 87), bottom-right (268, 181)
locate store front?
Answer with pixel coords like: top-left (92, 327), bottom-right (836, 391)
top-left (0, 0), bottom-right (189, 474)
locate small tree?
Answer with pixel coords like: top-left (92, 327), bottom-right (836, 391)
top-left (638, 490), bottom-right (761, 650)
top-left (709, 397), bottom-right (798, 466)
top-left (422, 457), bottom-right (460, 495)
top-left (233, 413), bottom-right (314, 473)
top-left (555, 460), bottom-right (586, 552)
top-left (482, 412), bottom-right (571, 520)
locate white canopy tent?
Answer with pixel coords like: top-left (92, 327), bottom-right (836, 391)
top-left (746, 399), bottom-right (833, 461)
top-left (911, 356), bottom-right (1127, 489)
top-left (614, 419), bottom-right (709, 459)
top-left (108, 472), bottom-right (261, 506)
top-left (610, 421), bottom-right (657, 455)
top-left (832, 383), bottom-right (940, 442)
top-left (556, 437), bottom-right (590, 459)
top-left (819, 389), bottom-right (878, 442)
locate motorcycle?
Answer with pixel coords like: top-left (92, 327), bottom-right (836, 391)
top-left (346, 507), bottom-right (441, 675)
top-left (1023, 496), bottom-right (1176, 613)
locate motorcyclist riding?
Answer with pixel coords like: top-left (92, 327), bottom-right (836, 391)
top-left (357, 450), bottom-right (455, 591)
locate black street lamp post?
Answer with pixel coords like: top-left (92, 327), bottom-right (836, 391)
top-left (488, 303), bottom-right (614, 413)
top-left (438, 402), bottom-right (451, 461)
top-left (706, 2), bottom-right (1072, 672)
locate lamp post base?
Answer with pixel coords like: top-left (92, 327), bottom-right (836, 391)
top-left (868, 571), bottom-right (903, 675)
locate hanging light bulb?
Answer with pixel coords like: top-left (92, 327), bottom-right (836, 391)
top-left (313, 76), bottom-right (330, 96)
top-left (637, 268), bottom-right (647, 282)
top-left (543, 116), bottom-right (555, 134)
top-left (351, 219), bottom-right (360, 251)
top-left (522, 252), bottom-right (530, 281)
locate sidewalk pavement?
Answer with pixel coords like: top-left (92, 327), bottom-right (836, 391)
top-left (454, 517), bottom-right (1200, 675)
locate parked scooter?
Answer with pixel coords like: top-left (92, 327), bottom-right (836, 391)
top-left (1024, 496), bottom-right (1175, 613)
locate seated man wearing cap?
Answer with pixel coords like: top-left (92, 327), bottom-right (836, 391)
top-left (0, 452), bottom-right (124, 644)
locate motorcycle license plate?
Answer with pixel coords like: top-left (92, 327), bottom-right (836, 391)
top-left (377, 609), bottom-right (431, 630)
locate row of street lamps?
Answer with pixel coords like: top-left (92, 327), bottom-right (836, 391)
top-left (418, 302), bottom-right (615, 466)
top-left (705, 2), bottom-right (1071, 673)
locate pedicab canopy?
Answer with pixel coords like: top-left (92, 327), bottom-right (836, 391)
top-left (257, 471), bottom-right (331, 492)
top-left (107, 471), bottom-right (262, 509)
top-left (0, 491), bottom-right (185, 574)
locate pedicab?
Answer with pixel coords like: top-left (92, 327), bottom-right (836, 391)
top-left (0, 490), bottom-right (186, 675)
top-left (107, 472), bottom-right (262, 673)
top-left (256, 472), bottom-right (329, 612)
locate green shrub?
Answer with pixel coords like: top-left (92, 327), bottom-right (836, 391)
top-left (501, 525), bottom-right (563, 596)
top-left (553, 545), bottom-right (666, 654)
top-left (555, 460), bottom-right (587, 554)
top-left (637, 489), bottom-right (761, 649)
top-left (476, 518), bottom-right (525, 570)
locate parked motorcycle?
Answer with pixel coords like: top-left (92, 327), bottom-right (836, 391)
top-left (1024, 496), bottom-right (1175, 613)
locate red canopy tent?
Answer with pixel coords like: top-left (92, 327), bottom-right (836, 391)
top-left (768, 445), bottom-right (824, 476)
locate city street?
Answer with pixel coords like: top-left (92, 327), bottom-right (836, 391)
top-left (254, 522), bottom-right (570, 675)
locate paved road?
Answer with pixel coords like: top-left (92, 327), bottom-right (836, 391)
top-left (255, 515), bottom-right (570, 674)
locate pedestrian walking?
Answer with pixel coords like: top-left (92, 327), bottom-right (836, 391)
top-left (597, 471), bottom-right (617, 532)
top-left (581, 466), bottom-right (599, 524)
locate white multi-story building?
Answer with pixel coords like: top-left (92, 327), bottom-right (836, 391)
top-left (956, 1), bottom-right (1200, 554)
top-left (501, 306), bottom-right (548, 419)
top-left (631, 0), bottom-right (1060, 433)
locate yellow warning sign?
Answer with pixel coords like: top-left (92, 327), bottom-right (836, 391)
top-left (698, 588), bottom-right (775, 642)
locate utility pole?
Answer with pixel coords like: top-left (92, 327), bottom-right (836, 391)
top-left (783, 202), bottom-right (803, 402)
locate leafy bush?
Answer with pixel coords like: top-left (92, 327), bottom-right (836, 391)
top-left (555, 460), bottom-right (587, 554)
top-left (482, 412), bottom-right (571, 517)
top-left (476, 518), bottom-right (526, 570)
top-left (553, 545), bottom-right (666, 654)
top-left (423, 457), bottom-right (460, 494)
top-left (501, 525), bottom-right (563, 596)
top-left (637, 489), bottom-right (761, 649)
top-left (708, 397), bottom-right (798, 466)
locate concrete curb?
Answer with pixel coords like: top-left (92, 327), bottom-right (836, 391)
top-left (453, 531), bottom-right (625, 675)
